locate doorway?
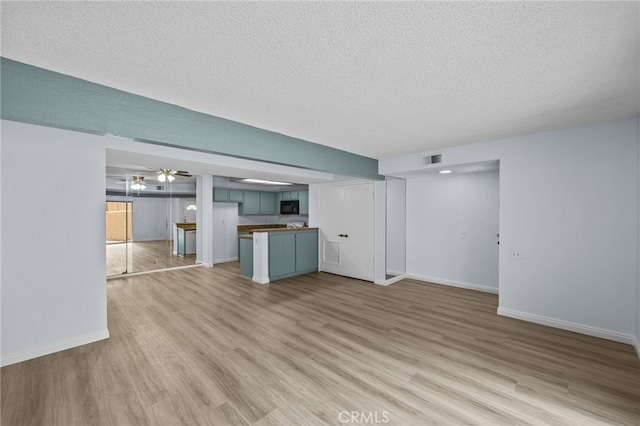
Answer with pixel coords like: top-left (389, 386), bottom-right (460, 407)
top-left (105, 171), bottom-right (197, 277)
top-left (319, 183), bottom-right (375, 281)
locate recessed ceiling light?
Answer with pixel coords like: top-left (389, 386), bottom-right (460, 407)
top-left (438, 170), bottom-right (453, 174)
top-left (239, 178), bottom-right (293, 186)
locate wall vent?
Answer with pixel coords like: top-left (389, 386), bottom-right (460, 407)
top-left (323, 241), bottom-right (341, 265)
top-left (420, 154), bottom-right (443, 166)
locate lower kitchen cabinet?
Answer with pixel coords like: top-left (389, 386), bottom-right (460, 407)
top-left (239, 237), bottom-right (254, 278)
top-left (268, 230), bottom-right (318, 281)
top-left (268, 233), bottom-right (296, 279)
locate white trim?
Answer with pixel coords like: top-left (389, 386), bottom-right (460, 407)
top-left (107, 263), bottom-right (202, 280)
top-left (252, 276), bottom-right (270, 284)
top-left (374, 273), bottom-right (407, 286)
top-left (497, 307), bottom-right (637, 346)
top-left (213, 257), bottom-right (238, 264)
top-left (406, 273), bottom-right (499, 294)
top-left (1, 329), bottom-right (110, 367)
top-left (634, 338), bottom-right (640, 358)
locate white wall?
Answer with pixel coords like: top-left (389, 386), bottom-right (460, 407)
top-left (637, 116), bottom-right (640, 355)
top-left (212, 202), bottom-right (240, 263)
top-left (131, 198), bottom-right (170, 241)
top-left (381, 117), bottom-right (639, 343)
top-left (1, 121), bottom-right (109, 365)
top-left (386, 177), bottom-right (406, 275)
top-left (237, 214), bottom-right (309, 225)
top-left (406, 170), bottom-right (499, 290)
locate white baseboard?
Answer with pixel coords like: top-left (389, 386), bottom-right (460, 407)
top-left (252, 275), bottom-right (270, 284)
top-left (406, 274), bottom-right (499, 294)
top-left (497, 307), bottom-right (637, 347)
top-left (1, 329), bottom-right (110, 367)
top-left (374, 274), bottom-right (407, 286)
top-left (213, 257), bottom-right (238, 264)
top-left (634, 338), bottom-right (640, 358)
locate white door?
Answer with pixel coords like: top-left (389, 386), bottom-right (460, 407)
top-left (319, 183), bottom-right (374, 281)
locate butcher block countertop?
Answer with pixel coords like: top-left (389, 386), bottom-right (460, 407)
top-left (176, 223), bottom-right (196, 231)
top-left (250, 227), bottom-right (318, 233)
top-left (237, 224), bottom-right (287, 232)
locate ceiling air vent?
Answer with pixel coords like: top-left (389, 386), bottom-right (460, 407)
top-left (420, 154), bottom-right (442, 166)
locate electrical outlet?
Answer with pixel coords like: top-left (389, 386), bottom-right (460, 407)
top-left (511, 250), bottom-right (522, 260)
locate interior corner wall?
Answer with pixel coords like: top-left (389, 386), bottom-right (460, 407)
top-left (382, 117), bottom-right (639, 341)
top-left (498, 119), bottom-right (637, 338)
top-left (636, 115), bottom-right (640, 354)
top-left (406, 170), bottom-right (499, 290)
top-left (1, 121), bottom-right (108, 365)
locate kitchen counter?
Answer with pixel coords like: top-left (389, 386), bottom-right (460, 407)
top-left (237, 224), bottom-right (286, 232)
top-left (176, 223), bottom-right (196, 231)
top-left (239, 228), bottom-right (319, 283)
top-left (248, 227), bottom-right (318, 234)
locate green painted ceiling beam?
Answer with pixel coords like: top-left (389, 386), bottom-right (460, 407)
top-left (1, 57), bottom-right (382, 180)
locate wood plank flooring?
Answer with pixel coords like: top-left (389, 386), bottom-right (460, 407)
top-left (2, 263), bottom-right (639, 425)
top-left (107, 241), bottom-right (196, 277)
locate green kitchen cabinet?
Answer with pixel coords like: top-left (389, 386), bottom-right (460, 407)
top-left (260, 192), bottom-right (277, 215)
top-left (280, 191), bottom-right (299, 201)
top-left (298, 190), bottom-right (309, 215)
top-left (268, 233), bottom-right (297, 279)
top-left (242, 191), bottom-right (261, 215)
top-left (229, 190), bottom-right (244, 203)
top-left (268, 229), bottom-right (318, 281)
top-left (213, 188), bottom-right (229, 202)
top-left (295, 230), bottom-right (318, 272)
top-left (239, 236), bottom-right (254, 278)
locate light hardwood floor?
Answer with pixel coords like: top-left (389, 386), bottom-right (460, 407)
top-left (2, 263), bottom-right (639, 425)
top-left (107, 240), bottom-right (196, 276)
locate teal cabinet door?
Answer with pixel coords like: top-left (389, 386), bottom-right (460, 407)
top-left (229, 190), bottom-right (244, 203)
top-left (298, 190), bottom-right (309, 215)
top-left (289, 191), bottom-right (299, 200)
top-left (260, 192), bottom-right (277, 215)
top-left (281, 191), bottom-right (291, 201)
top-left (213, 188), bottom-right (229, 202)
top-left (242, 191), bottom-right (261, 215)
top-left (239, 237), bottom-right (253, 278)
top-left (295, 231), bottom-right (318, 272)
top-left (269, 233), bottom-right (296, 278)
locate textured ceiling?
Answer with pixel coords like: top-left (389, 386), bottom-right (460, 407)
top-left (1, 2), bottom-right (638, 159)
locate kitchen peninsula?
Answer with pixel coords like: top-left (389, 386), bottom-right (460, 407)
top-left (238, 225), bottom-right (319, 283)
top-left (175, 223), bottom-right (196, 256)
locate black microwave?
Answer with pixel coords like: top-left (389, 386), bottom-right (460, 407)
top-left (280, 200), bottom-right (299, 215)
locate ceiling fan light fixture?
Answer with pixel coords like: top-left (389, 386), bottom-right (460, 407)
top-left (167, 174), bottom-right (175, 182)
top-left (130, 176), bottom-right (146, 190)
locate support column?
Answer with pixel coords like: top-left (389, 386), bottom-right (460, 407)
top-left (196, 175), bottom-right (214, 267)
top-left (252, 232), bottom-right (270, 284)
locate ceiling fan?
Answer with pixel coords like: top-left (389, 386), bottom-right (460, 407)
top-left (154, 168), bottom-right (192, 183)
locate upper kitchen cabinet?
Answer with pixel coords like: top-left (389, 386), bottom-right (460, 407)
top-left (260, 192), bottom-right (277, 215)
top-left (214, 188), bottom-right (229, 202)
top-left (298, 190), bottom-right (309, 215)
top-left (280, 191), bottom-right (299, 201)
top-left (215, 189), bottom-right (245, 203)
top-left (229, 190), bottom-right (244, 203)
top-left (242, 191), bottom-right (261, 215)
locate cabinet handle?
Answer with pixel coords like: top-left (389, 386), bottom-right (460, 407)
top-left (338, 234), bottom-right (349, 238)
